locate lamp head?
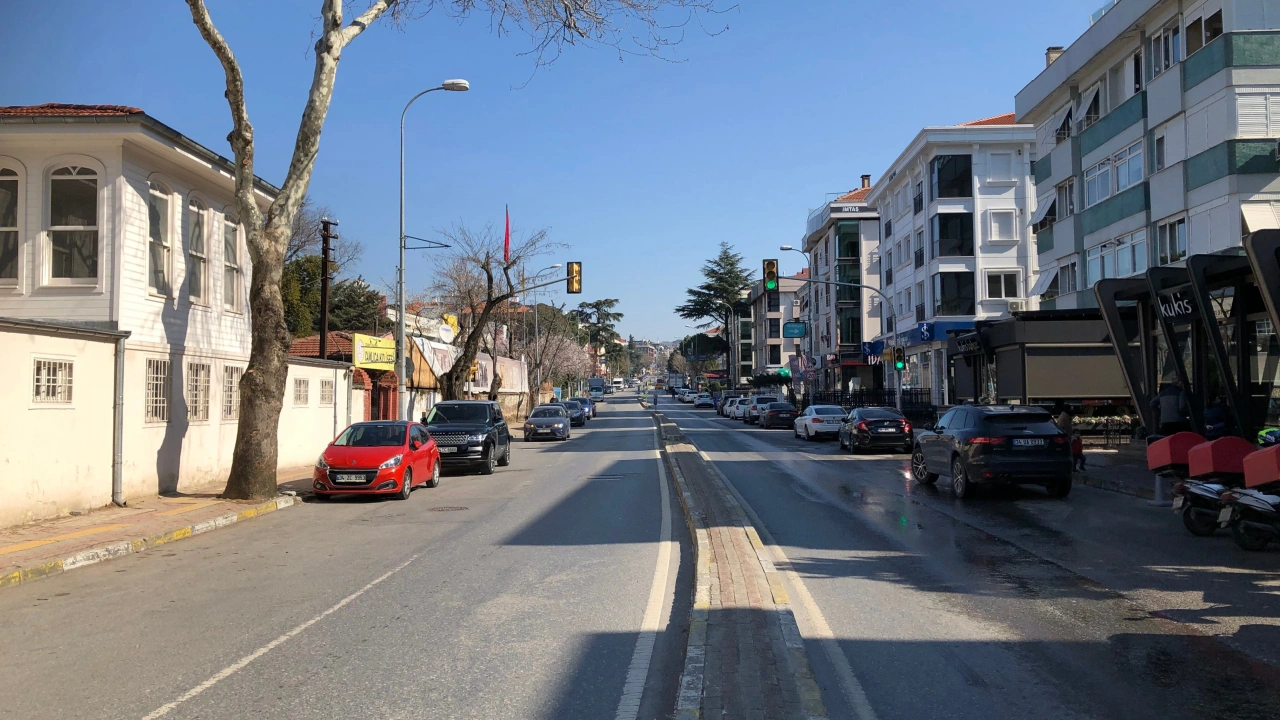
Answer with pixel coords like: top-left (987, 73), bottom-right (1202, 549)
top-left (442, 79), bottom-right (470, 91)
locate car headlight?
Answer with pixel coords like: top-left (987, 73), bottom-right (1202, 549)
top-left (467, 434), bottom-right (487, 444)
top-left (378, 454), bottom-right (404, 469)
top-left (316, 454), bottom-right (329, 470)
top-left (524, 423), bottom-right (534, 430)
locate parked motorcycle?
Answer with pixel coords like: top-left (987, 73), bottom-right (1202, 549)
top-left (1172, 478), bottom-right (1241, 536)
top-left (1219, 485), bottom-right (1280, 551)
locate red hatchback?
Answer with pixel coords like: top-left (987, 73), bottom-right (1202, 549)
top-left (313, 421), bottom-right (440, 501)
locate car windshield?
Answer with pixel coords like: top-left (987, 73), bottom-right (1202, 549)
top-left (767, 403), bottom-right (795, 411)
top-left (333, 423), bottom-right (406, 447)
top-left (564, 401), bottom-right (582, 411)
top-left (426, 404), bottom-right (490, 425)
top-left (859, 409), bottom-right (903, 420)
top-left (572, 398), bottom-right (591, 405)
top-left (530, 408), bottom-right (565, 418)
top-left (812, 407), bottom-right (845, 415)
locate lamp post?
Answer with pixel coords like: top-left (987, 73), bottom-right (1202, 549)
top-left (397, 78), bottom-right (469, 421)
top-left (712, 298), bottom-right (737, 388)
top-left (779, 245), bottom-right (813, 393)
top-left (528, 264), bottom-right (562, 398)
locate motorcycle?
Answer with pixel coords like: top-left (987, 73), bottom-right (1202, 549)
top-left (1173, 476), bottom-right (1242, 536)
top-left (1217, 429), bottom-right (1280, 550)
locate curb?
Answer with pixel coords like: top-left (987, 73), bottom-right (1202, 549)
top-left (1079, 472), bottom-right (1157, 500)
top-left (0, 495), bottom-right (299, 591)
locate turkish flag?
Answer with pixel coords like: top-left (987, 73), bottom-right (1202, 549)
top-left (504, 205), bottom-right (510, 264)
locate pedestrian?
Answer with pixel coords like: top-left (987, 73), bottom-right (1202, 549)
top-left (1150, 380), bottom-right (1191, 436)
top-left (1204, 396), bottom-right (1229, 439)
top-left (1071, 432), bottom-right (1086, 471)
top-left (1055, 403), bottom-right (1074, 433)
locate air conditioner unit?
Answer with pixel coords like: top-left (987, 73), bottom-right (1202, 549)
top-left (792, 298), bottom-right (801, 306)
top-left (1007, 300), bottom-right (1027, 312)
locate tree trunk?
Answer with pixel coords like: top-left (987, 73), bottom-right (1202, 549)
top-left (224, 223), bottom-right (291, 500)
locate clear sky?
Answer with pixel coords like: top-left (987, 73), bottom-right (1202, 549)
top-left (2, 0), bottom-right (1102, 341)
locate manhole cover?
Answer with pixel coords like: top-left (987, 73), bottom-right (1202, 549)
top-left (427, 506), bottom-right (468, 512)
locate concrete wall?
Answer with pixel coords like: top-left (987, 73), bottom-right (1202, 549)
top-left (0, 328), bottom-right (116, 527)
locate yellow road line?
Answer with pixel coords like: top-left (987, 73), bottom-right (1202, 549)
top-left (0, 523), bottom-right (133, 557)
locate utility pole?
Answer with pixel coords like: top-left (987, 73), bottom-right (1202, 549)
top-left (319, 217), bottom-right (338, 361)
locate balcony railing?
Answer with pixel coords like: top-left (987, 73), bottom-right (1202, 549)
top-left (913, 193), bottom-right (924, 214)
top-left (914, 248), bottom-right (924, 269)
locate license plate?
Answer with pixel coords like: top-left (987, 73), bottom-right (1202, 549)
top-left (877, 428), bottom-right (896, 433)
top-left (1218, 507), bottom-right (1234, 524)
top-left (536, 428), bottom-right (550, 433)
top-left (1171, 496), bottom-right (1184, 511)
top-left (439, 446), bottom-right (457, 453)
top-left (1013, 439), bottom-right (1045, 447)
top-left (333, 474), bottom-right (365, 484)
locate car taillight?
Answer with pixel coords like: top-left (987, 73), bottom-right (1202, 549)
top-left (969, 437), bottom-right (1002, 445)
top-left (901, 421), bottom-right (912, 433)
top-left (855, 421), bottom-right (869, 431)
top-left (812, 418), bottom-right (823, 423)
top-left (1052, 436), bottom-right (1069, 444)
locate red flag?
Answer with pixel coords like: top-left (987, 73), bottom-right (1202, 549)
top-left (503, 205), bottom-right (510, 264)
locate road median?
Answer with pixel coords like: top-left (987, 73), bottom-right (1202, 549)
top-left (652, 410), bottom-right (828, 720)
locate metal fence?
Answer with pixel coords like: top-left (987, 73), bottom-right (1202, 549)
top-left (797, 389), bottom-right (938, 424)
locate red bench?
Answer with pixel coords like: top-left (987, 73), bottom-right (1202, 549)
top-left (1147, 432), bottom-right (1207, 476)
top-left (1244, 445), bottom-right (1280, 489)
top-left (1187, 436), bottom-right (1255, 482)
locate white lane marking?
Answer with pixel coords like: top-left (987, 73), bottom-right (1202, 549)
top-left (694, 449), bottom-right (882, 720)
top-left (141, 554), bottom-right (421, 720)
top-left (613, 430), bottom-right (675, 720)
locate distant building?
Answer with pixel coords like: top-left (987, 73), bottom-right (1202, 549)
top-left (746, 272), bottom-right (804, 380)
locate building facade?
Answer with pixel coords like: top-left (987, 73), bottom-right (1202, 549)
top-left (866, 115), bottom-right (1040, 406)
top-left (799, 176), bottom-right (882, 393)
top-left (746, 273), bottom-right (804, 379)
top-left (1017, 0), bottom-right (1280, 310)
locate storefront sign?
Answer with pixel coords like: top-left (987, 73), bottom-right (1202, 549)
top-left (352, 333), bottom-right (396, 371)
top-left (918, 322), bottom-right (935, 341)
top-left (1157, 289), bottom-right (1196, 321)
top-left (955, 332), bottom-right (983, 356)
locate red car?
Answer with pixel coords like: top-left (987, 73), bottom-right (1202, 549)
top-left (313, 421), bottom-right (440, 500)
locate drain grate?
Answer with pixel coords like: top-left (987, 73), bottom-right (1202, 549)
top-left (427, 506), bottom-right (469, 512)
top-left (589, 475), bottom-right (626, 481)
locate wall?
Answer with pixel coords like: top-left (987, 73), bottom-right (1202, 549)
top-left (0, 327), bottom-right (117, 527)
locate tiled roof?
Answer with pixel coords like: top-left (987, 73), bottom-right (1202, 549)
top-left (792, 268), bottom-right (810, 279)
top-left (835, 187), bottom-right (873, 203)
top-left (959, 112), bottom-right (1018, 127)
top-left (0, 103), bottom-right (143, 117)
top-left (290, 331), bottom-right (354, 359)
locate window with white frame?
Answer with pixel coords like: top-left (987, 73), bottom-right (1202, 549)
top-left (187, 198), bottom-right (207, 303)
top-left (148, 182), bottom-right (171, 295)
top-left (1055, 260), bottom-right (1079, 297)
top-left (223, 366), bottom-right (242, 420)
top-left (1057, 177), bottom-right (1077, 220)
top-left (294, 378), bottom-right (309, 406)
top-left (145, 358), bottom-right (171, 423)
top-left (1084, 159), bottom-right (1112, 207)
top-left (48, 166), bottom-right (99, 281)
top-left (1085, 233), bottom-right (1146, 288)
top-left (321, 378), bottom-right (335, 406)
top-left (187, 361), bottom-right (211, 421)
top-left (1157, 217), bottom-right (1187, 265)
top-left (990, 210), bottom-right (1017, 242)
top-left (986, 271), bottom-right (1020, 299)
top-left (1154, 128), bottom-right (1167, 172)
top-left (223, 216), bottom-right (241, 311)
top-left (1113, 141), bottom-right (1144, 192)
top-left (988, 152), bottom-right (1014, 182)
top-left (1056, 109), bottom-right (1073, 144)
top-left (1149, 21), bottom-right (1182, 79)
top-left (32, 358), bottom-right (73, 404)
top-left (1236, 93), bottom-right (1280, 138)
top-left (0, 167), bottom-right (18, 281)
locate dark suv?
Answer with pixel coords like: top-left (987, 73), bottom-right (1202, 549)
top-left (911, 405), bottom-right (1071, 498)
top-left (423, 400), bottom-right (512, 475)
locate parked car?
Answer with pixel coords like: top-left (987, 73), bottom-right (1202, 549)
top-left (562, 400), bottom-right (587, 427)
top-left (313, 421), bottom-right (440, 501)
top-left (759, 402), bottom-right (798, 429)
top-left (718, 394), bottom-right (745, 415)
top-left (523, 405), bottom-right (572, 441)
top-left (837, 407), bottom-right (912, 452)
top-left (722, 397), bottom-right (743, 418)
top-left (423, 400), bottom-right (512, 475)
top-left (571, 396), bottom-right (597, 418)
top-left (693, 393), bottom-right (715, 409)
top-left (911, 405), bottom-right (1072, 499)
top-left (743, 395), bottom-right (779, 424)
top-left (793, 404), bottom-right (846, 440)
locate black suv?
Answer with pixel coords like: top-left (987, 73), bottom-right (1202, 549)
top-left (911, 405), bottom-right (1071, 498)
top-left (423, 400), bottom-right (512, 475)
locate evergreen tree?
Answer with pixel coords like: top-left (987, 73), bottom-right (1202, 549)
top-left (676, 241), bottom-right (754, 337)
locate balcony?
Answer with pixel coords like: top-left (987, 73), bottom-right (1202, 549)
top-left (914, 248), bottom-right (924, 269)
top-left (915, 304), bottom-right (925, 323)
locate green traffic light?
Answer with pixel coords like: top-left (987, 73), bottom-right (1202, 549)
top-left (894, 361), bottom-right (906, 371)
top-left (778, 367), bottom-right (791, 378)
top-left (765, 279), bottom-right (778, 291)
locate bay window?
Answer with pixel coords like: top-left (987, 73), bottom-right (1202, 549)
top-left (931, 213), bottom-right (974, 257)
top-left (932, 272), bottom-right (975, 316)
top-left (931, 155), bottom-right (972, 200)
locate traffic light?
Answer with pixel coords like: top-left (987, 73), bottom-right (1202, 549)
top-left (566, 261), bottom-right (582, 294)
top-left (470, 360), bottom-right (480, 381)
top-left (893, 347), bottom-right (906, 371)
top-left (763, 259), bottom-right (779, 291)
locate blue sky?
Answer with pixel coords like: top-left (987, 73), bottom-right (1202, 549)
top-left (2, 0), bottom-right (1101, 341)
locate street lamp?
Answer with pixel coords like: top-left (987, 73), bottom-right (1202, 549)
top-left (711, 298), bottom-right (737, 387)
top-left (780, 244), bottom-right (814, 394)
top-left (529, 264), bottom-right (562, 396)
top-left (397, 79), bottom-right (469, 420)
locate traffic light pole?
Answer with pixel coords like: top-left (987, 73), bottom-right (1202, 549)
top-left (793, 278), bottom-right (902, 411)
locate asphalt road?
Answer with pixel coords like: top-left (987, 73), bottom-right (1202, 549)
top-left (0, 394), bottom-right (689, 720)
top-left (658, 396), bottom-right (1280, 720)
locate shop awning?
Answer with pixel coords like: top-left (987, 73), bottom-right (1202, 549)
top-left (1028, 265), bottom-right (1058, 297)
top-left (1030, 196), bottom-right (1056, 227)
top-left (1241, 202), bottom-right (1280, 233)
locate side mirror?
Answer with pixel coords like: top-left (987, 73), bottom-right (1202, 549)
top-left (923, 422), bottom-right (935, 431)
top-left (410, 440), bottom-right (422, 450)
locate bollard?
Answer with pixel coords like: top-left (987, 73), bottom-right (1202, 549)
top-left (1148, 472), bottom-right (1173, 506)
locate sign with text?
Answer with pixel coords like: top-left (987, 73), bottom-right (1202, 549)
top-left (1157, 289), bottom-right (1196, 321)
top-left (352, 333), bottom-right (396, 371)
top-left (782, 321), bottom-right (808, 338)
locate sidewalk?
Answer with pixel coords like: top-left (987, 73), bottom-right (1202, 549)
top-left (1076, 443), bottom-right (1160, 499)
top-left (0, 466), bottom-right (312, 589)
top-left (656, 413), bottom-right (827, 720)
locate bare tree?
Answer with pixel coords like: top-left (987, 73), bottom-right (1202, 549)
top-left (184, 0), bottom-right (722, 500)
top-left (287, 195), bottom-right (363, 271)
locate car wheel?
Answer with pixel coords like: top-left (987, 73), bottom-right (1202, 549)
top-left (1047, 476), bottom-right (1073, 499)
top-left (497, 440), bottom-right (511, 467)
top-left (425, 460), bottom-right (440, 488)
top-left (480, 446), bottom-right (496, 475)
top-left (950, 456), bottom-right (970, 498)
top-left (524, 433), bottom-right (532, 442)
top-left (396, 468), bottom-right (413, 500)
top-left (911, 448), bottom-right (937, 484)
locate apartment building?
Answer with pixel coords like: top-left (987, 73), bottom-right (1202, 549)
top-left (746, 273), bottom-right (804, 378)
top-left (866, 115), bottom-right (1039, 406)
top-left (798, 175), bottom-right (882, 393)
top-left (1017, 0), bottom-right (1280, 308)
